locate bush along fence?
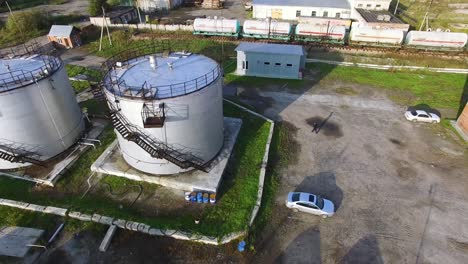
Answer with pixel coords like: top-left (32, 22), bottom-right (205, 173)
top-left (0, 99), bottom-right (275, 245)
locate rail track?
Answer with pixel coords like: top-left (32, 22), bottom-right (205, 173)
top-left (133, 31), bottom-right (468, 58)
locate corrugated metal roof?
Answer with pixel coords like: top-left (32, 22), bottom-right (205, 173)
top-left (48, 25), bottom-right (74, 37)
top-left (235, 42), bottom-right (305, 56)
top-left (252, 0), bottom-right (350, 9)
top-left (356, 9), bottom-right (405, 24)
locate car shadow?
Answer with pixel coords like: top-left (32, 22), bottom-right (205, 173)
top-left (340, 235), bottom-right (383, 264)
top-left (294, 172), bottom-right (344, 210)
top-left (274, 228), bottom-right (321, 264)
top-left (407, 104), bottom-right (441, 118)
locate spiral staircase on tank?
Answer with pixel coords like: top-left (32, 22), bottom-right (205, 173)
top-left (0, 144), bottom-right (45, 167)
top-left (108, 104), bottom-right (209, 172)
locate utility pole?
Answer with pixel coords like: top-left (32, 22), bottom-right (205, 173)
top-left (394, 0), bottom-right (400, 15)
top-left (99, 6), bottom-right (112, 51)
top-left (418, 0), bottom-right (434, 31)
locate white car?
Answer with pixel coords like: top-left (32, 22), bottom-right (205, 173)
top-left (405, 110), bottom-right (440, 123)
top-left (286, 192), bottom-right (335, 218)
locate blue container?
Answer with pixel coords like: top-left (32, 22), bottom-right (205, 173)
top-left (190, 193), bottom-right (197, 202)
top-left (238, 241), bottom-right (246, 252)
top-left (203, 193), bottom-right (209, 203)
top-left (197, 192), bottom-right (203, 203)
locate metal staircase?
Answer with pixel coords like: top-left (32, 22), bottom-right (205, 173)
top-left (109, 108), bottom-right (208, 172)
top-left (91, 84), bottom-right (105, 101)
top-left (0, 146), bottom-right (45, 167)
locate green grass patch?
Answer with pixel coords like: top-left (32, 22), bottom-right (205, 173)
top-left (65, 64), bottom-right (102, 81)
top-left (0, 102), bottom-right (272, 238)
top-left (308, 63), bottom-right (467, 110)
top-left (79, 99), bottom-right (109, 116)
top-left (70, 80), bottom-right (91, 93)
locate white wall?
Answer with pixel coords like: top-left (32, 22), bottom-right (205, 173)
top-left (253, 5), bottom-right (352, 20)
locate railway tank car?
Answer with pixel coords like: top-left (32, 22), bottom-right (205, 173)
top-left (295, 24), bottom-right (347, 44)
top-left (349, 27), bottom-right (405, 47)
top-left (242, 19), bottom-right (291, 40)
top-left (193, 17), bottom-right (240, 37)
top-left (404, 31), bottom-right (468, 51)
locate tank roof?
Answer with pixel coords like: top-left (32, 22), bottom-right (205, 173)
top-left (104, 52), bottom-right (221, 99)
top-left (0, 55), bottom-right (61, 92)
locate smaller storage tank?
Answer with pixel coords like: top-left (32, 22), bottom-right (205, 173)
top-left (193, 17), bottom-right (240, 36)
top-left (295, 24), bottom-right (347, 42)
top-left (0, 50), bottom-right (85, 170)
top-left (350, 27), bottom-right (405, 46)
top-left (102, 46), bottom-right (224, 175)
top-left (405, 31), bottom-right (468, 50)
top-left (243, 19), bottom-right (291, 39)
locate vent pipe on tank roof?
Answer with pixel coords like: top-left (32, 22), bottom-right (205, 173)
top-left (149, 55), bottom-right (157, 70)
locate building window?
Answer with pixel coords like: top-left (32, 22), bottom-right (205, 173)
top-left (366, 4), bottom-right (372, 7)
top-left (275, 63), bottom-right (281, 66)
top-left (311, 11), bottom-right (316, 17)
top-left (323, 11), bottom-right (328, 17)
top-left (376, 4), bottom-right (381, 8)
top-left (286, 64), bottom-right (292, 67)
top-left (296, 10), bottom-right (301, 17)
top-left (357, 4), bottom-right (363, 7)
top-left (57, 38), bottom-right (63, 44)
top-left (264, 62), bottom-right (270, 65)
top-left (335, 13), bottom-right (341, 18)
top-left (246, 61), bottom-right (249, 69)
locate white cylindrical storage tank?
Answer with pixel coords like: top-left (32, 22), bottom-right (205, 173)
top-left (404, 31), bottom-right (468, 49)
top-left (243, 19), bottom-right (291, 36)
top-left (0, 55), bottom-right (85, 170)
top-left (295, 24), bottom-right (347, 41)
top-left (193, 18), bottom-right (240, 34)
top-left (102, 50), bottom-right (224, 175)
top-left (350, 28), bottom-right (405, 45)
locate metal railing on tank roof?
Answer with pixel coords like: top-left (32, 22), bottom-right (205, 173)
top-left (0, 56), bottom-right (62, 93)
top-left (100, 42), bottom-right (223, 100)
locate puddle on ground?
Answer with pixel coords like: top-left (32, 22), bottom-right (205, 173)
top-left (306, 116), bottom-right (343, 138)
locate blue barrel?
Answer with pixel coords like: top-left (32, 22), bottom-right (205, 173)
top-left (238, 241), bottom-right (246, 252)
top-left (197, 192), bottom-right (203, 203)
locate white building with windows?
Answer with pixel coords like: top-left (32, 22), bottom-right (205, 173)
top-left (252, 0), bottom-right (392, 20)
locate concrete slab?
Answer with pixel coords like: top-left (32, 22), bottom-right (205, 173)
top-left (0, 226), bottom-right (44, 258)
top-left (91, 117), bottom-right (242, 193)
top-left (99, 225), bottom-right (117, 252)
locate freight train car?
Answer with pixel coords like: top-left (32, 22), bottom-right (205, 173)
top-left (242, 19), bottom-right (292, 40)
top-left (349, 27), bottom-right (405, 47)
top-left (295, 24), bottom-right (347, 44)
top-left (404, 31), bottom-right (468, 51)
top-left (193, 17), bottom-right (241, 37)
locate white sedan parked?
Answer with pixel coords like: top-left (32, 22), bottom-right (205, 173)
top-left (286, 192), bottom-right (335, 218)
top-left (405, 110), bottom-right (440, 123)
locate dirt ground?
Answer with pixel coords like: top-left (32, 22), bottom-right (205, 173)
top-left (23, 72), bottom-right (468, 263)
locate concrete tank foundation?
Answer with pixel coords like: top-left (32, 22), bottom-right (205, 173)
top-left (91, 117), bottom-right (241, 193)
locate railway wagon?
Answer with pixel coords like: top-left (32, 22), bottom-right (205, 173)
top-left (297, 17), bottom-right (352, 30)
top-left (349, 27), bottom-right (405, 47)
top-left (295, 24), bottom-right (347, 44)
top-left (242, 19), bottom-right (292, 41)
top-left (404, 31), bottom-right (468, 51)
top-left (193, 18), bottom-right (241, 37)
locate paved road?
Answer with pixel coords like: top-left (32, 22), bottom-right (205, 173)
top-left (0, 0), bottom-right (89, 20)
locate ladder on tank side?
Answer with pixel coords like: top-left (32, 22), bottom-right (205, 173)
top-left (0, 145), bottom-right (45, 167)
top-left (109, 108), bottom-right (208, 172)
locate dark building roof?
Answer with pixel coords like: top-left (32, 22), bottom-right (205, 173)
top-left (106, 7), bottom-right (136, 19)
top-left (356, 9), bottom-right (405, 24)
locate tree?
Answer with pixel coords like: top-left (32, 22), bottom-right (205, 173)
top-left (88, 0), bottom-right (109, 16)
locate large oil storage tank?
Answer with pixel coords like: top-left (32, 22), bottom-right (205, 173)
top-left (404, 31), bottom-right (468, 50)
top-left (193, 17), bottom-right (240, 37)
top-left (101, 46), bottom-right (224, 175)
top-left (0, 48), bottom-right (85, 170)
top-left (242, 19), bottom-right (291, 40)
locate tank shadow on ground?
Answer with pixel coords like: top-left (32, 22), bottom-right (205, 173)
top-left (340, 235), bottom-right (383, 264)
top-left (294, 172), bottom-right (344, 210)
top-left (274, 228), bottom-right (321, 264)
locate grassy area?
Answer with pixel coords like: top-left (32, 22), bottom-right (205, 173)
top-left (66, 64), bottom-right (102, 93)
top-left (0, 101), bottom-right (272, 238)
top-left (394, 0), bottom-right (468, 32)
top-left (0, 0), bottom-right (66, 12)
top-left (307, 63), bottom-right (467, 111)
top-left (79, 99), bottom-right (109, 116)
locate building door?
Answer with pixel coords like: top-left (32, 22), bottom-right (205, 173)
top-left (64, 38), bottom-right (70, 47)
top-left (271, 9), bottom-right (282, 19)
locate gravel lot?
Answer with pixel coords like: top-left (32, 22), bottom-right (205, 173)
top-left (251, 81), bottom-right (468, 264)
